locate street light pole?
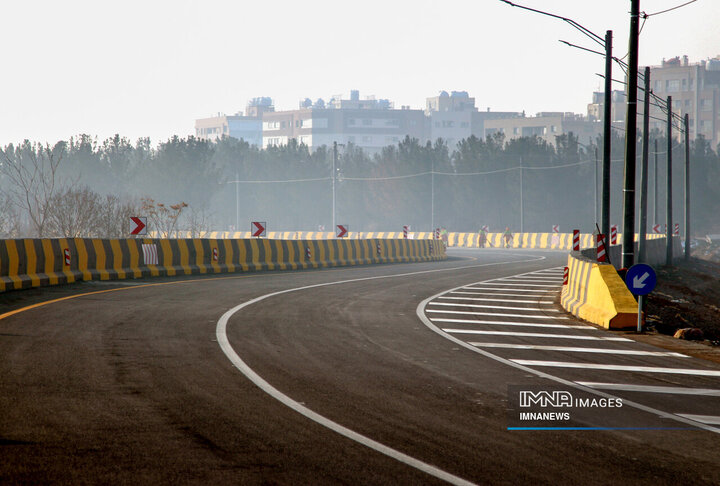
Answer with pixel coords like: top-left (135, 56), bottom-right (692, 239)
top-left (638, 66), bottom-right (651, 263)
top-left (235, 168), bottom-right (239, 232)
top-left (666, 96), bottom-right (674, 265)
top-left (621, 0), bottom-right (640, 270)
top-left (332, 141), bottom-right (337, 230)
top-left (684, 113), bottom-right (691, 260)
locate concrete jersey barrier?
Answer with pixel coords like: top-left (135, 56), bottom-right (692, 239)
top-left (0, 238), bottom-right (446, 293)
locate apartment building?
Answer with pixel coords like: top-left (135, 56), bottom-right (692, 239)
top-left (262, 91), bottom-right (425, 152)
top-left (483, 112), bottom-right (601, 146)
top-left (642, 55), bottom-right (720, 145)
top-left (194, 97), bottom-right (274, 147)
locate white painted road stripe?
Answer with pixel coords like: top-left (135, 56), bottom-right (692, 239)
top-left (511, 360), bottom-right (720, 376)
top-left (432, 318), bottom-right (592, 329)
top-left (443, 329), bottom-right (631, 341)
top-left (437, 296), bottom-right (555, 304)
top-left (428, 302), bottom-right (560, 312)
top-left (427, 309), bottom-right (568, 320)
top-left (484, 282), bottom-right (560, 287)
top-left (500, 277), bottom-right (562, 282)
top-left (463, 287), bottom-right (558, 293)
top-left (470, 343), bottom-right (689, 357)
top-left (675, 414), bottom-right (720, 425)
top-left (450, 291), bottom-right (552, 298)
top-left (576, 382), bottom-right (720, 395)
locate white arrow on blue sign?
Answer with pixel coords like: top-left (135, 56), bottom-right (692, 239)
top-left (625, 263), bottom-right (657, 296)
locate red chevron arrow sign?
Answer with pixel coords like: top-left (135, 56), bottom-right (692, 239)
top-left (251, 221), bottom-right (266, 237)
top-left (336, 224), bottom-right (348, 238)
top-left (130, 216), bottom-right (147, 235)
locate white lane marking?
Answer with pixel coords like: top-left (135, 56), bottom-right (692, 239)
top-left (427, 309), bottom-right (568, 320)
top-left (450, 291), bottom-right (552, 298)
top-left (443, 329), bottom-right (631, 341)
top-left (417, 284), bottom-right (720, 433)
top-left (675, 414), bottom-right (720, 425)
top-left (470, 343), bottom-right (689, 357)
top-left (431, 318), bottom-right (592, 329)
top-left (427, 302), bottom-right (560, 312)
top-left (463, 287), bottom-right (558, 293)
top-left (576, 382), bottom-right (720, 395)
top-left (511, 360), bottom-right (720, 377)
top-left (500, 277), bottom-right (562, 282)
top-left (482, 282), bottom-right (560, 287)
top-left (216, 253), bottom-right (552, 485)
top-left (437, 296), bottom-right (555, 305)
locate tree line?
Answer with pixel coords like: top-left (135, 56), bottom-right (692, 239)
top-left (1, 130), bottom-right (718, 238)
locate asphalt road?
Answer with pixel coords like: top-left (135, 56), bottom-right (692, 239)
top-left (1, 248), bottom-right (720, 485)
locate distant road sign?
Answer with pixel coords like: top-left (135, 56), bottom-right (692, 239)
top-left (130, 216), bottom-right (147, 235)
top-left (336, 224), bottom-right (349, 238)
top-left (625, 263), bottom-right (657, 296)
top-left (552, 224), bottom-right (559, 233)
top-left (251, 221), bottom-right (266, 238)
top-left (652, 224), bottom-right (664, 234)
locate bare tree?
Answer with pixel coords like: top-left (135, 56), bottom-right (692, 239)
top-left (0, 192), bottom-right (22, 237)
top-left (184, 204), bottom-right (214, 237)
top-left (0, 141), bottom-right (66, 237)
top-left (141, 197), bottom-right (188, 238)
top-left (96, 194), bottom-right (140, 238)
top-left (46, 186), bottom-right (102, 237)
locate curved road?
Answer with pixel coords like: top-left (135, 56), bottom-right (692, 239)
top-left (1, 249), bottom-right (719, 485)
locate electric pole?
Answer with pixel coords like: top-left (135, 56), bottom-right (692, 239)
top-left (621, 0), bottom-right (640, 269)
top-left (602, 30), bottom-right (613, 241)
top-left (684, 113), bottom-right (691, 260)
top-left (666, 96), bottom-right (673, 265)
top-left (638, 66), bottom-right (650, 263)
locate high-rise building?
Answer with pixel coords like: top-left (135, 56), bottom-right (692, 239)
top-left (194, 98), bottom-right (273, 146)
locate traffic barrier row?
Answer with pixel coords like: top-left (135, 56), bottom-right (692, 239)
top-left (0, 238), bottom-right (445, 292)
top-left (159, 231), bottom-right (662, 251)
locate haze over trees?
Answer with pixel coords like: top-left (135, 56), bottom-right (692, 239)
top-left (1, 131), bottom-right (718, 238)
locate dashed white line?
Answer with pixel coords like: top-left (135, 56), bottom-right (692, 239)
top-left (675, 414), bottom-right (720, 425)
top-left (427, 302), bottom-right (560, 312)
top-left (431, 318), bottom-right (592, 329)
top-left (576, 382), bottom-right (719, 395)
top-left (511, 360), bottom-right (720, 377)
top-left (443, 329), bottom-right (632, 341)
top-left (427, 309), bottom-right (568, 319)
top-left (437, 296), bottom-right (555, 305)
top-left (470, 342), bottom-right (689, 357)
top-left (463, 287), bottom-right (558, 293)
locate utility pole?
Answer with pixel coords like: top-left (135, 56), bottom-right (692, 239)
top-left (602, 29), bottom-right (613, 240)
top-left (621, 0), bottom-right (640, 269)
top-left (519, 156), bottom-right (524, 233)
top-left (332, 141), bottom-right (337, 230)
top-left (638, 66), bottom-right (650, 263)
top-left (594, 146), bottom-right (599, 223)
top-left (235, 168), bottom-right (240, 231)
top-left (431, 157), bottom-right (435, 231)
top-left (666, 96), bottom-right (673, 265)
top-left (684, 113), bottom-right (691, 260)
top-left (654, 138), bottom-right (659, 226)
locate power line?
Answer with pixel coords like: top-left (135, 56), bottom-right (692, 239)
top-left (643, 0), bottom-right (698, 17)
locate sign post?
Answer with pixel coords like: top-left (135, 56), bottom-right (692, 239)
top-left (625, 263), bottom-right (657, 332)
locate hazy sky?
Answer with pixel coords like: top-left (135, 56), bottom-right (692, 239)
top-left (1, 0), bottom-right (718, 147)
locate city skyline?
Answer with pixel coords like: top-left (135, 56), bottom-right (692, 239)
top-left (1, 0), bottom-right (718, 147)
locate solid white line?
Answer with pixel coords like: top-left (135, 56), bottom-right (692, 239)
top-left (427, 309), bottom-right (568, 320)
top-left (431, 318), bottom-right (591, 329)
top-left (470, 343), bottom-right (689, 357)
top-left (450, 291), bottom-right (552, 298)
top-left (215, 255), bottom-right (553, 485)
top-left (428, 302), bottom-right (560, 312)
top-left (463, 287), bottom-right (558, 293)
top-left (437, 296), bottom-right (555, 304)
top-left (500, 277), bottom-right (562, 282)
top-left (675, 414), bottom-right (720, 425)
top-left (576, 382), bottom-right (719, 395)
top-left (511, 360), bottom-right (720, 376)
top-left (443, 329), bottom-right (631, 341)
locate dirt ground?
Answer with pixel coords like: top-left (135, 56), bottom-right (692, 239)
top-left (643, 245), bottom-right (720, 351)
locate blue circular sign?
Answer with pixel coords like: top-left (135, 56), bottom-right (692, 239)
top-left (625, 263), bottom-right (657, 296)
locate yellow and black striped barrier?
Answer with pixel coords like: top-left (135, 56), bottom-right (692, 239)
top-left (0, 238), bottom-right (445, 292)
